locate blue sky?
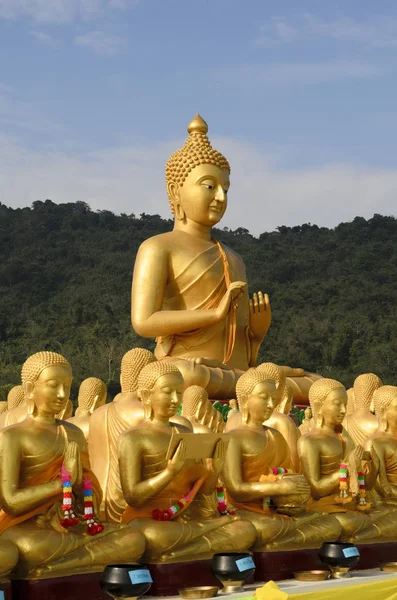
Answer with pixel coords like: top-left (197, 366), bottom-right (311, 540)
top-left (1, 0), bottom-right (397, 234)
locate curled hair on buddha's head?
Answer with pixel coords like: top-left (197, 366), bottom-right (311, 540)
top-left (182, 385), bottom-right (208, 418)
top-left (373, 386), bottom-right (397, 417)
top-left (137, 361), bottom-right (183, 420)
top-left (165, 114), bottom-right (231, 216)
top-left (77, 377), bottom-right (107, 413)
top-left (353, 373), bottom-right (383, 409)
top-left (235, 367), bottom-right (276, 420)
top-left (21, 351), bottom-right (71, 415)
top-left (257, 362), bottom-right (286, 404)
top-left (7, 385), bottom-right (25, 409)
top-left (120, 348), bottom-right (156, 393)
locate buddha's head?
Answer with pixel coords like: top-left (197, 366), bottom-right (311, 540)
top-left (215, 411), bottom-right (224, 432)
top-left (77, 377), bottom-right (107, 415)
top-left (137, 362), bottom-right (183, 421)
top-left (229, 399), bottom-right (237, 410)
top-left (182, 385), bottom-right (208, 421)
top-left (346, 388), bottom-right (355, 415)
top-left (22, 351), bottom-right (72, 417)
top-left (309, 378), bottom-right (346, 429)
top-left (304, 407), bottom-right (312, 420)
top-left (353, 373), bottom-right (382, 409)
top-left (166, 115), bottom-right (230, 228)
top-left (120, 348), bottom-right (156, 393)
top-left (0, 401), bottom-right (8, 415)
top-left (236, 367), bottom-right (277, 425)
top-left (278, 382), bottom-right (293, 415)
top-left (257, 362), bottom-right (286, 408)
top-left (7, 384), bottom-right (25, 409)
top-left (372, 386), bottom-right (397, 431)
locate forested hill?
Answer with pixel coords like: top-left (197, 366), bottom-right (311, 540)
top-left (1, 200), bottom-right (397, 400)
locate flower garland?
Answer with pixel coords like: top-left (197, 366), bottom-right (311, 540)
top-left (335, 463), bottom-right (350, 504)
top-left (216, 485), bottom-right (235, 516)
top-left (357, 471), bottom-right (371, 511)
top-left (59, 464), bottom-right (103, 535)
top-left (152, 483), bottom-right (235, 521)
top-left (259, 467), bottom-right (293, 510)
top-left (83, 476), bottom-right (104, 535)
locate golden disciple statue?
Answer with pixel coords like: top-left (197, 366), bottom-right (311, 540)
top-left (67, 377), bottom-right (107, 440)
top-left (298, 378), bottom-right (383, 542)
top-left (181, 386), bottom-right (213, 433)
top-left (343, 373), bottom-right (381, 446)
top-left (0, 385), bottom-right (25, 429)
top-left (0, 351), bottom-right (146, 577)
top-left (118, 361), bottom-right (256, 562)
top-left (223, 367), bottom-right (342, 549)
top-left (299, 407), bottom-right (313, 435)
top-left (131, 114), bottom-right (317, 401)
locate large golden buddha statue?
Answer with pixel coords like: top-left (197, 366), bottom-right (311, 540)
top-left (298, 378), bottom-right (383, 542)
top-left (68, 377), bottom-right (107, 440)
top-left (223, 367), bottom-right (342, 549)
top-left (131, 114), bottom-right (318, 401)
top-left (118, 361), bottom-right (256, 562)
top-left (0, 351), bottom-right (146, 577)
top-left (343, 373), bottom-right (381, 446)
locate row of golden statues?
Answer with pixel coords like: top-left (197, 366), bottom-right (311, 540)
top-left (0, 115), bottom-right (395, 581)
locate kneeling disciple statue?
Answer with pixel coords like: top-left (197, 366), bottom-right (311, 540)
top-left (118, 361), bottom-right (256, 562)
top-left (298, 378), bottom-right (388, 542)
top-left (223, 367), bottom-right (342, 549)
top-left (0, 352), bottom-right (146, 578)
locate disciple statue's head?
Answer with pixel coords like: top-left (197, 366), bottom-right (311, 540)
top-left (182, 385), bottom-right (208, 421)
top-left (120, 348), bottom-right (156, 393)
top-left (257, 362), bottom-right (286, 407)
top-left (278, 382), bottom-right (294, 415)
top-left (22, 351), bottom-right (72, 417)
top-left (304, 406), bottom-right (312, 420)
top-left (236, 367), bottom-right (277, 424)
top-left (7, 385), bottom-right (25, 409)
top-left (346, 388), bottom-right (355, 415)
top-left (0, 401), bottom-right (8, 415)
top-left (353, 373), bottom-right (382, 409)
top-left (77, 377), bottom-right (107, 415)
top-left (309, 378), bottom-right (346, 428)
top-left (137, 361), bottom-right (183, 421)
top-left (372, 385), bottom-right (397, 430)
top-left (166, 115), bottom-right (231, 228)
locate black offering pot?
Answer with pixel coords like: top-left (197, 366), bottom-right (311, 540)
top-left (211, 552), bottom-right (256, 593)
top-left (100, 564), bottom-right (152, 600)
top-left (319, 542), bottom-right (360, 579)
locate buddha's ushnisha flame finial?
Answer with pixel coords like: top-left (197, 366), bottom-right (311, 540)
top-left (165, 114), bottom-right (230, 214)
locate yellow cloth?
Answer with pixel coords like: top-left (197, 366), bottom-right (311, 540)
top-left (245, 578), bottom-right (397, 600)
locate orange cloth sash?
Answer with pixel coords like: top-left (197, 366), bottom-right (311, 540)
top-left (0, 452), bottom-right (101, 534)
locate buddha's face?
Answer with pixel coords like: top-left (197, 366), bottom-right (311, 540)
top-left (27, 364), bottom-right (72, 416)
top-left (245, 380), bottom-right (276, 423)
top-left (175, 164), bottom-right (230, 227)
top-left (385, 397), bottom-right (397, 430)
top-left (147, 372), bottom-right (183, 420)
top-left (321, 388), bottom-right (347, 426)
top-left (304, 407), bottom-right (312, 419)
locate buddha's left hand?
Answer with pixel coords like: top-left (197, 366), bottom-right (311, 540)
top-left (210, 439), bottom-right (228, 476)
top-left (249, 292), bottom-right (271, 340)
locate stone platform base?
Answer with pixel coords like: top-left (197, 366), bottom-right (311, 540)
top-left (8, 542), bottom-right (397, 599)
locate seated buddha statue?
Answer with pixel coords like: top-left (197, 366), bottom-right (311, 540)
top-left (0, 351), bottom-right (146, 577)
top-left (0, 384), bottom-right (25, 429)
top-left (67, 377), bottom-right (107, 440)
top-left (181, 386), bottom-right (213, 433)
top-left (225, 363), bottom-right (301, 472)
top-left (89, 348), bottom-right (191, 522)
top-left (223, 366), bottom-right (342, 549)
top-left (298, 378), bottom-right (384, 542)
top-left (299, 407), bottom-right (313, 435)
top-left (343, 374), bottom-right (381, 446)
top-left (118, 361), bottom-right (256, 562)
top-left (131, 114), bottom-right (319, 402)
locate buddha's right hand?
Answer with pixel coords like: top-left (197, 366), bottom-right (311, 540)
top-left (216, 281), bottom-right (247, 321)
top-left (167, 440), bottom-right (187, 476)
top-left (64, 441), bottom-right (82, 486)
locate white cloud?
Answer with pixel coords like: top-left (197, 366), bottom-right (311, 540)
top-left (256, 13), bottom-right (397, 49)
top-left (0, 0), bottom-right (136, 23)
top-left (0, 85), bottom-right (64, 135)
top-left (0, 133), bottom-right (396, 236)
top-left (74, 30), bottom-right (126, 55)
top-left (213, 59), bottom-right (385, 88)
top-left (29, 30), bottom-right (59, 47)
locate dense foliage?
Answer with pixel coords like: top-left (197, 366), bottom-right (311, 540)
top-left (1, 200), bottom-right (396, 402)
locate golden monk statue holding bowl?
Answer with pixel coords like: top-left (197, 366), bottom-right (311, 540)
top-left (0, 351), bottom-right (146, 577)
top-left (131, 114), bottom-right (318, 401)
